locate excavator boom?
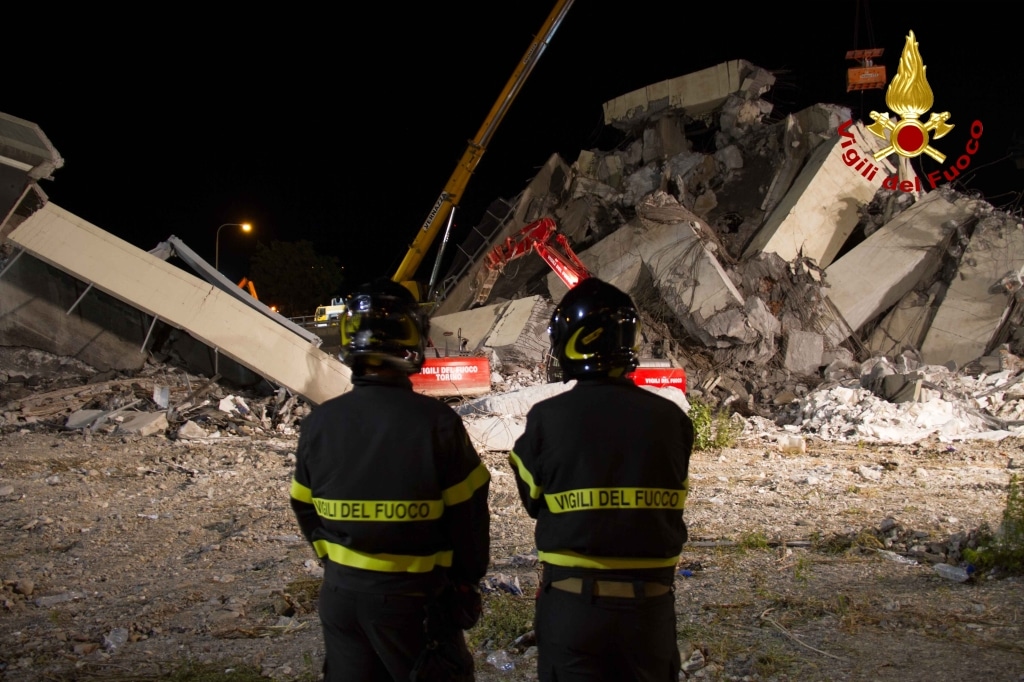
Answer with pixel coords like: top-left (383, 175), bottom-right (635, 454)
top-left (392, 0), bottom-right (574, 297)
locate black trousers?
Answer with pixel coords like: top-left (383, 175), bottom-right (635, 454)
top-left (535, 580), bottom-right (680, 682)
top-left (318, 582), bottom-right (472, 682)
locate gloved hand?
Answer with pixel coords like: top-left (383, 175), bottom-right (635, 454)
top-left (447, 583), bottom-right (482, 630)
top-left (425, 583), bottom-right (482, 637)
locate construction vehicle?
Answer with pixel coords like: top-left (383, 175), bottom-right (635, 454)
top-left (473, 216), bottom-right (590, 307)
top-left (237, 277), bottom-right (258, 300)
top-left (391, 0), bottom-right (574, 303)
top-left (477, 216), bottom-right (687, 393)
top-left (314, 297), bottom-right (347, 327)
top-left (386, 0), bottom-right (574, 399)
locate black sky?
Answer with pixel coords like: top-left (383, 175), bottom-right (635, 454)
top-left (5, 2), bottom-right (1020, 291)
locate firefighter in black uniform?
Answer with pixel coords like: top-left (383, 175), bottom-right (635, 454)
top-left (290, 278), bottom-right (490, 682)
top-left (509, 277), bottom-right (694, 682)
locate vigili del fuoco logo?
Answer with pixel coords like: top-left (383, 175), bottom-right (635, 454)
top-left (838, 30), bottom-right (983, 193)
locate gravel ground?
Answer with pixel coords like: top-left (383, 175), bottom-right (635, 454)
top-left (1, 424), bottom-right (1023, 681)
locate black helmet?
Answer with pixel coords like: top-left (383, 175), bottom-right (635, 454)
top-left (549, 278), bottom-right (640, 381)
top-left (339, 278), bottom-right (427, 374)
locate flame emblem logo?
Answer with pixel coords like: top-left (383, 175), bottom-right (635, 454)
top-left (866, 31), bottom-right (954, 162)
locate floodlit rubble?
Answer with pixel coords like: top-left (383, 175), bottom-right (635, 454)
top-left (3, 63), bottom-right (1024, 682)
top-left (3, 60), bottom-right (1024, 445)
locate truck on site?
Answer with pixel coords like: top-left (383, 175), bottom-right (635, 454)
top-left (314, 298), bottom-right (346, 327)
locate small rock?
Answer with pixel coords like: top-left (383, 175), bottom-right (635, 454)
top-left (858, 465), bottom-right (882, 481)
top-left (681, 648), bottom-right (706, 674)
top-left (177, 420), bottom-right (209, 440)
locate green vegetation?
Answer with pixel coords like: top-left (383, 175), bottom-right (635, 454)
top-left (963, 474), bottom-right (1024, 575)
top-left (738, 530), bottom-right (770, 550)
top-left (689, 398), bottom-right (742, 451)
top-left (466, 591), bottom-right (535, 650)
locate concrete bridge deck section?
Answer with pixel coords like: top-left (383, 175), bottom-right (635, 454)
top-left (6, 203), bottom-right (352, 406)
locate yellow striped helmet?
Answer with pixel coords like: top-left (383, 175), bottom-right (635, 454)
top-left (548, 278), bottom-right (640, 381)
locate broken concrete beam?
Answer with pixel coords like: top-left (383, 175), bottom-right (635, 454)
top-left (546, 203), bottom-right (744, 346)
top-left (117, 412), bottom-right (168, 437)
top-left (602, 60), bottom-right (764, 130)
top-left (758, 104), bottom-right (853, 218)
top-left (0, 255), bottom-right (152, 372)
top-left (482, 296), bottom-right (554, 367)
top-left (865, 288), bottom-right (937, 359)
top-left (783, 330), bottom-right (824, 376)
top-left (920, 211), bottom-right (1024, 367)
top-left (743, 120), bottom-right (900, 269)
top-left (822, 191), bottom-right (975, 346)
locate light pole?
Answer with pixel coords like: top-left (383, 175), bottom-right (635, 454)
top-left (214, 223), bottom-right (252, 271)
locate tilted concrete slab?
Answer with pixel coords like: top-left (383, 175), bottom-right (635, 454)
top-left (920, 212), bottom-right (1024, 367)
top-left (428, 301), bottom-right (509, 358)
top-left (602, 60), bottom-right (763, 129)
top-left (822, 191), bottom-right (974, 345)
top-left (483, 296), bottom-right (554, 366)
top-left (7, 203), bottom-right (351, 405)
top-left (743, 120), bottom-right (900, 269)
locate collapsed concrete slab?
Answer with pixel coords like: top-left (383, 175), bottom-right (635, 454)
top-left (920, 210), bottom-right (1024, 367)
top-left (5, 203), bottom-right (352, 405)
top-left (743, 120), bottom-right (902, 269)
top-left (602, 60), bottom-right (774, 129)
top-left (864, 287), bottom-right (938, 359)
top-left (822, 191), bottom-right (975, 346)
top-left (544, 195), bottom-right (744, 347)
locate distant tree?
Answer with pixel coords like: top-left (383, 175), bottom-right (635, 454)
top-left (247, 240), bottom-right (345, 317)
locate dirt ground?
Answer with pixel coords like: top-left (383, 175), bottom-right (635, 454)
top-left (2, 422), bottom-right (1023, 681)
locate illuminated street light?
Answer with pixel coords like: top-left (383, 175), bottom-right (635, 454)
top-left (214, 222), bottom-right (252, 271)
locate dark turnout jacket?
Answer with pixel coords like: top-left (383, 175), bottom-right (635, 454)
top-left (509, 376), bottom-right (692, 578)
top-left (290, 373), bottom-right (490, 593)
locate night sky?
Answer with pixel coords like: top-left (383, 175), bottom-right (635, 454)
top-left (5, 2), bottom-right (1020, 290)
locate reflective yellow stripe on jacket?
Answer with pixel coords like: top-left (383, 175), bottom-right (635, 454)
top-left (311, 539), bottom-right (454, 573)
top-left (290, 462), bottom-right (488, 573)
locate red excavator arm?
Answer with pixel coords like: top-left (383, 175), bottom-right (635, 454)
top-left (475, 217), bottom-right (591, 305)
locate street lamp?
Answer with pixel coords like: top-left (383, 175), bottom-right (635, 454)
top-left (214, 222), bottom-right (252, 271)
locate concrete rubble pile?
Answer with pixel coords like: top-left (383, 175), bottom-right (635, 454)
top-left (0, 347), bottom-right (311, 439)
top-left (428, 59), bottom-right (1024, 442)
top-left (3, 61), bottom-right (1024, 446)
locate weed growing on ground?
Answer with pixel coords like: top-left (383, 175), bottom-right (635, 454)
top-left (963, 473), bottom-right (1024, 575)
top-left (738, 530), bottom-right (770, 550)
top-left (689, 398), bottom-right (742, 451)
top-left (467, 591), bottom-right (535, 650)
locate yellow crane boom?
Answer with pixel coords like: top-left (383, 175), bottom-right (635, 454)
top-left (392, 0), bottom-right (574, 298)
